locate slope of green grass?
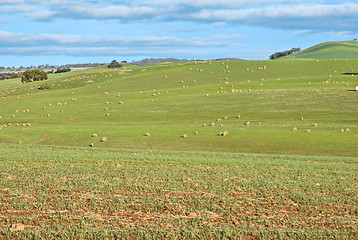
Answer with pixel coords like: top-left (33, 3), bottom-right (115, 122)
top-left (0, 144), bottom-right (357, 239)
top-left (281, 41), bottom-right (358, 60)
top-left (0, 60), bottom-right (357, 156)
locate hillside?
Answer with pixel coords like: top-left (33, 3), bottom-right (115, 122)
top-left (0, 59), bottom-right (357, 156)
top-left (281, 41), bottom-right (358, 60)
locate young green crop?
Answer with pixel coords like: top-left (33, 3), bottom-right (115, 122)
top-left (0, 144), bottom-right (357, 239)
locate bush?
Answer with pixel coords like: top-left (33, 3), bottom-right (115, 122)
top-left (38, 83), bottom-right (51, 90)
top-left (21, 70), bottom-right (48, 83)
top-left (108, 60), bottom-right (123, 69)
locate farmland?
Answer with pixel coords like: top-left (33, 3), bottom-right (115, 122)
top-left (0, 144), bottom-right (357, 239)
top-left (0, 57), bottom-right (358, 238)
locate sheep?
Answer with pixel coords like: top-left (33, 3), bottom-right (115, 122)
top-left (219, 124), bottom-right (223, 127)
top-left (202, 124), bottom-right (206, 127)
top-left (47, 114), bottom-right (50, 117)
top-left (90, 143), bottom-right (94, 147)
top-left (183, 134), bottom-right (188, 138)
top-left (314, 123), bottom-right (318, 127)
top-left (164, 76), bottom-right (167, 78)
top-left (210, 122), bottom-right (215, 127)
top-left (12, 115), bottom-right (15, 118)
top-left (119, 101), bottom-right (124, 104)
top-left (105, 102), bottom-right (109, 105)
top-left (217, 118), bottom-right (221, 122)
top-left (246, 121), bottom-right (250, 126)
top-left (306, 129), bottom-right (311, 133)
top-left (8, 123), bottom-right (11, 126)
top-left (220, 131), bottom-right (229, 136)
top-left (346, 128), bottom-right (350, 132)
top-left (145, 132), bottom-right (151, 136)
top-left (104, 92), bottom-right (109, 95)
top-left (300, 117), bottom-right (304, 120)
top-left (27, 123), bottom-right (31, 126)
top-left (258, 122), bottom-right (261, 126)
top-left (60, 110), bottom-right (64, 112)
top-left (224, 116), bottom-right (228, 120)
top-left (101, 137), bottom-right (108, 142)
top-left (205, 94), bottom-right (209, 97)
top-left (92, 133), bottom-right (98, 137)
top-left (195, 131), bottom-right (199, 135)
top-left (106, 113), bottom-right (110, 117)
top-left (341, 129), bottom-right (345, 132)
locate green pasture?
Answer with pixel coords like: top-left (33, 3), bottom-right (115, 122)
top-left (0, 59), bottom-right (357, 157)
top-left (0, 144), bottom-right (357, 239)
top-left (282, 41), bottom-right (358, 60)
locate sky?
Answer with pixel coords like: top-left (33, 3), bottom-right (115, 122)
top-left (0, 0), bottom-right (358, 67)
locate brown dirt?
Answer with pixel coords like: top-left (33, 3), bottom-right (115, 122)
top-left (33, 135), bottom-right (51, 144)
top-left (68, 114), bottom-right (81, 125)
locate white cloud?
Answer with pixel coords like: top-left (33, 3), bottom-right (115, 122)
top-left (0, 30), bottom-right (241, 53)
top-left (1, 1), bottom-right (358, 32)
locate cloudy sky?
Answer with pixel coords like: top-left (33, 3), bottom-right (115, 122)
top-left (0, 0), bottom-right (357, 67)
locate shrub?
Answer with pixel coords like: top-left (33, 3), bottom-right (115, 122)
top-left (21, 70), bottom-right (47, 83)
top-left (108, 60), bottom-right (123, 69)
top-left (38, 83), bottom-right (51, 90)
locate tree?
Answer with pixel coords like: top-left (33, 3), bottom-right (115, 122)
top-left (269, 47), bottom-right (301, 59)
top-left (55, 67), bottom-right (71, 73)
top-left (108, 60), bottom-right (123, 68)
top-left (21, 70), bottom-right (48, 83)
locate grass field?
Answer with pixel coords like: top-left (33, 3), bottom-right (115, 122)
top-left (0, 59), bottom-right (357, 238)
top-left (282, 41), bottom-right (358, 60)
top-left (0, 59), bottom-right (357, 156)
top-left (0, 144), bottom-right (357, 239)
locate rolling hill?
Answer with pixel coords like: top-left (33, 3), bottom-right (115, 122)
top-left (0, 59), bottom-right (357, 239)
top-left (0, 59), bottom-right (357, 156)
top-left (280, 41), bottom-right (358, 60)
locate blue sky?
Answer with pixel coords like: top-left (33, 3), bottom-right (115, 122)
top-left (0, 0), bottom-right (357, 67)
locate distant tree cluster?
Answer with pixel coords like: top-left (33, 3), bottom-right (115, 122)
top-left (0, 72), bottom-right (22, 80)
top-left (108, 60), bottom-right (123, 68)
top-left (21, 70), bottom-right (48, 84)
top-left (269, 48), bottom-right (301, 59)
top-left (55, 67), bottom-right (71, 73)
